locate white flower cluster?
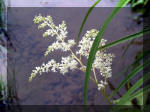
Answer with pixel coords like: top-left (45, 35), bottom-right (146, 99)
top-left (98, 80), bottom-right (108, 90)
top-left (76, 29), bottom-right (114, 89)
top-left (29, 59), bottom-right (59, 82)
top-left (30, 14), bottom-right (115, 91)
top-left (59, 55), bottom-right (78, 74)
top-left (33, 14), bottom-right (69, 56)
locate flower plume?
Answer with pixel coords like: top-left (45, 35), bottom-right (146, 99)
top-left (29, 14), bottom-right (115, 90)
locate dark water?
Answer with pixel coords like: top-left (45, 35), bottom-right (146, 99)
top-left (7, 7), bottom-right (143, 105)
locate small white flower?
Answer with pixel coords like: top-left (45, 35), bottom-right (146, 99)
top-left (44, 41), bottom-right (61, 56)
top-left (98, 80), bottom-right (108, 90)
top-left (59, 55), bottom-right (78, 75)
top-left (60, 42), bottom-right (70, 51)
top-left (68, 39), bottom-right (75, 48)
top-left (98, 84), bottom-right (105, 90)
top-left (29, 59), bottom-right (59, 82)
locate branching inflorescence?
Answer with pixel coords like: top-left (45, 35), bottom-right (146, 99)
top-left (29, 14), bottom-right (115, 91)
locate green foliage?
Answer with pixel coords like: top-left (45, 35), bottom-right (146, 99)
top-left (115, 49), bottom-right (150, 79)
top-left (110, 59), bottom-right (150, 98)
top-left (77, 0), bottom-right (150, 108)
top-left (130, 0), bottom-right (150, 15)
top-left (99, 27), bottom-right (150, 50)
top-left (0, 0), bottom-right (5, 28)
top-left (115, 71), bottom-right (150, 105)
top-left (0, 0), bottom-right (6, 101)
top-left (76, 0), bottom-right (101, 43)
top-left (81, 0), bottom-right (131, 105)
top-left (0, 75), bottom-right (5, 101)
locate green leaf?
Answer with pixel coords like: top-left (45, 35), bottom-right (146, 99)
top-left (110, 58), bottom-right (150, 98)
top-left (0, 0), bottom-right (5, 28)
top-left (121, 38), bottom-right (135, 58)
top-left (133, 49), bottom-right (150, 67)
top-left (114, 64), bottom-right (130, 79)
top-left (83, 0), bottom-right (130, 105)
top-left (117, 71), bottom-right (150, 105)
top-left (126, 84), bottom-right (150, 103)
top-left (76, 0), bottom-right (101, 43)
top-left (115, 49), bottom-right (150, 79)
top-left (99, 27), bottom-right (150, 50)
top-left (144, 0), bottom-right (149, 5)
top-left (132, 0), bottom-right (144, 7)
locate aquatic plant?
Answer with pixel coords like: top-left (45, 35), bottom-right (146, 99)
top-left (78, 0), bottom-right (150, 109)
top-left (29, 14), bottom-right (115, 91)
top-left (29, 0), bottom-right (150, 108)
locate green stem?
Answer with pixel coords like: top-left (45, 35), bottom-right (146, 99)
top-left (92, 66), bottom-right (98, 84)
top-left (100, 89), bottom-right (112, 105)
top-left (91, 77), bottom-right (112, 105)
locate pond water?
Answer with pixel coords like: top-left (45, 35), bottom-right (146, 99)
top-left (7, 7), bottom-right (143, 105)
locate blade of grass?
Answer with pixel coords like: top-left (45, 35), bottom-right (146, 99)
top-left (121, 38), bottom-right (135, 58)
top-left (99, 27), bottom-right (150, 50)
top-left (108, 80), bottom-right (122, 97)
top-left (117, 71), bottom-right (150, 105)
top-left (132, 0), bottom-right (144, 7)
top-left (114, 64), bottom-right (130, 79)
top-left (124, 84), bottom-right (150, 104)
top-left (115, 49), bottom-right (150, 79)
top-left (110, 58), bottom-right (150, 98)
top-left (76, 0), bottom-right (101, 43)
top-left (84, 0), bottom-right (130, 105)
top-left (0, 0), bottom-right (5, 28)
top-left (133, 49), bottom-right (150, 67)
top-left (131, 0), bottom-right (136, 7)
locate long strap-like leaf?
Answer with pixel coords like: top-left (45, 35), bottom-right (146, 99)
top-left (124, 84), bottom-right (150, 105)
top-left (110, 58), bottom-right (150, 98)
top-left (99, 27), bottom-right (150, 50)
top-left (76, 0), bottom-right (101, 43)
top-left (84, 0), bottom-right (130, 105)
top-left (115, 49), bottom-right (150, 79)
top-left (117, 71), bottom-right (150, 105)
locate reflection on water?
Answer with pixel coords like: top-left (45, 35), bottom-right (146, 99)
top-left (8, 0), bottom-right (119, 7)
top-left (7, 7), bottom-right (142, 105)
